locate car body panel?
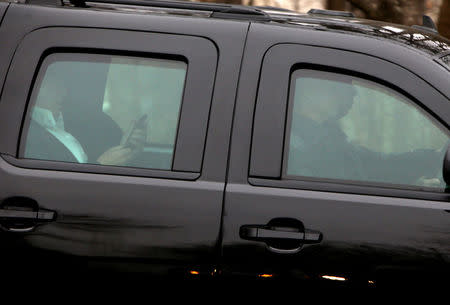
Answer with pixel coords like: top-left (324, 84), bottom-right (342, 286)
top-left (0, 2), bottom-right (7, 26)
top-left (222, 22), bottom-right (450, 286)
top-left (0, 2), bottom-right (449, 285)
top-left (0, 3), bottom-right (249, 277)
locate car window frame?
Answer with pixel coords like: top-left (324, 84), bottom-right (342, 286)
top-left (20, 51), bottom-right (188, 172)
top-left (249, 43), bottom-right (450, 202)
top-left (283, 68), bottom-right (449, 186)
top-left (0, 27), bottom-right (218, 179)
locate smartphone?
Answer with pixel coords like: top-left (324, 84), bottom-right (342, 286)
top-left (122, 114), bottom-right (148, 148)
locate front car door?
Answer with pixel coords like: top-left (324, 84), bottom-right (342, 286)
top-left (222, 21), bottom-right (450, 287)
top-left (0, 3), bottom-right (248, 279)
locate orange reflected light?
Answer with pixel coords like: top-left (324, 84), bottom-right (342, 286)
top-left (258, 274), bottom-right (273, 278)
top-left (321, 275), bottom-right (347, 281)
top-left (190, 270), bottom-right (200, 275)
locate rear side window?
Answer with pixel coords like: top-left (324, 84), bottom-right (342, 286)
top-left (22, 53), bottom-right (186, 170)
top-left (285, 69), bottom-right (449, 190)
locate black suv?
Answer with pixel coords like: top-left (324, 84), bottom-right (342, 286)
top-left (0, 0), bottom-right (449, 287)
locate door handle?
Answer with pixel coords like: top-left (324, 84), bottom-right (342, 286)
top-left (0, 209), bottom-right (55, 220)
top-left (240, 218), bottom-right (322, 254)
top-left (0, 197), bottom-right (56, 233)
top-left (240, 226), bottom-right (322, 243)
top-left (252, 227), bottom-right (304, 240)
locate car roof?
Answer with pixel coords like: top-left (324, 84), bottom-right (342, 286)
top-left (264, 8), bottom-right (450, 58)
top-left (16, 0), bottom-right (450, 60)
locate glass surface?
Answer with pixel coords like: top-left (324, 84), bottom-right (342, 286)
top-left (23, 53), bottom-right (187, 170)
top-left (286, 69), bottom-right (449, 189)
top-left (441, 54), bottom-right (450, 68)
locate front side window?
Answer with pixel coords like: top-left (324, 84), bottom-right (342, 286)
top-left (22, 53), bottom-right (187, 170)
top-left (285, 69), bottom-right (449, 190)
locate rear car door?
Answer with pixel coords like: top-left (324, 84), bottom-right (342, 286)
top-left (222, 22), bottom-right (450, 287)
top-left (0, 4), bottom-right (247, 278)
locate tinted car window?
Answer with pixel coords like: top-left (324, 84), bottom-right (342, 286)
top-left (22, 53), bottom-right (187, 170)
top-left (285, 69), bottom-right (449, 190)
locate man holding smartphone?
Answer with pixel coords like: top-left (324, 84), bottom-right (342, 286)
top-left (97, 114), bottom-right (148, 166)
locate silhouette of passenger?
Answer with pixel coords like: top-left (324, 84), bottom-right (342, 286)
top-left (288, 76), bottom-right (444, 188)
top-left (24, 72), bottom-right (147, 166)
top-left (288, 77), bottom-right (364, 181)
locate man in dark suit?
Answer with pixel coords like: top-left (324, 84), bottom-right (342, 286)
top-left (24, 70), bottom-right (147, 166)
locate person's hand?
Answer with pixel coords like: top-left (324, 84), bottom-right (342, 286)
top-left (120, 116), bottom-right (148, 150)
top-left (97, 145), bottom-right (138, 166)
top-left (416, 176), bottom-right (442, 188)
top-left (126, 127), bottom-right (147, 150)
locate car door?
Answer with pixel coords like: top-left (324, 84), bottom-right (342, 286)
top-left (0, 4), bottom-right (248, 279)
top-left (222, 22), bottom-right (450, 287)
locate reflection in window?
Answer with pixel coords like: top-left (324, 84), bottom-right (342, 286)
top-left (286, 70), bottom-right (449, 190)
top-left (23, 53), bottom-right (187, 170)
top-left (441, 54), bottom-right (450, 68)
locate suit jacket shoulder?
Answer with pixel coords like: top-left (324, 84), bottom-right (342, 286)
top-left (23, 120), bottom-right (78, 163)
